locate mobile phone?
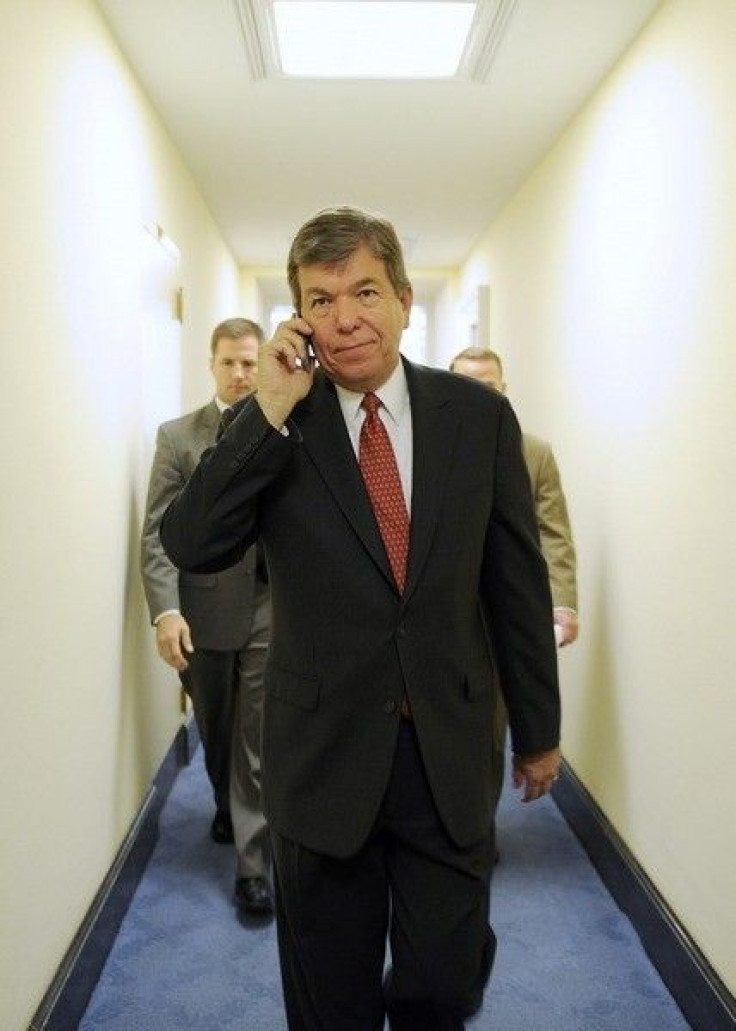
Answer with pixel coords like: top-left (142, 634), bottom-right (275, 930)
top-left (294, 310), bottom-right (316, 370)
top-left (301, 335), bottom-right (316, 369)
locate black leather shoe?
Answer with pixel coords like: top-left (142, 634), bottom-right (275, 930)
top-left (210, 810), bottom-right (234, 844)
top-left (235, 876), bottom-right (274, 915)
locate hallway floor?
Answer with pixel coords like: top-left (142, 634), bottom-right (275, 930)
top-left (78, 748), bottom-right (690, 1030)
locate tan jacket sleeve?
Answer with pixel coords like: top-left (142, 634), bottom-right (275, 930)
top-left (523, 434), bottom-right (578, 611)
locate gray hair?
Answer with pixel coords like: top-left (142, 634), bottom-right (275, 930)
top-left (287, 206), bottom-right (411, 311)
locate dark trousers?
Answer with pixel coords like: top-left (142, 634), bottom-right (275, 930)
top-left (181, 579), bottom-right (270, 877)
top-left (491, 687), bottom-right (508, 812)
top-left (272, 720), bottom-right (496, 1030)
top-left (182, 647), bottom-right (236, 813)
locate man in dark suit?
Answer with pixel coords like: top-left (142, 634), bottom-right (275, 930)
top-left (161, 208), bottom-right (561, 1028)
top-left (140, 317), bottom-right (273, 916)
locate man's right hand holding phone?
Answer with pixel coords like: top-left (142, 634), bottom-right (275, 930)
top-left (256, 314), bottom-right (316, 430)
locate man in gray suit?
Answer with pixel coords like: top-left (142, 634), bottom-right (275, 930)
top-left (141, 317), bottom-right (273, 916)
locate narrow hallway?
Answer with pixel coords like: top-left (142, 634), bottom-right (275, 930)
top-left (75, 745), bottom-right (689, 1031)
top-left (5, 4), bottom-right (736, 1028)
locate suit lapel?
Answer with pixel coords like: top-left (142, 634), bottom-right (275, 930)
top-left (195, 400), bottom-right (221, 449)
top-left (294, 374), bottom-right (393, 587)
top-left (180, 401), bottom-right (221, 477)
top-left (404, 361), bottom-right (459, 601)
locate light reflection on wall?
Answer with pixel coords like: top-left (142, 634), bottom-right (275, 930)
top-left (562, 59), bottom-right (712, 433)
top-left (53, 47), bottom-right (148, 440)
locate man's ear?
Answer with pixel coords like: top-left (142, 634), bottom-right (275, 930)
top-left (401, 285), bottom-right (413, 329)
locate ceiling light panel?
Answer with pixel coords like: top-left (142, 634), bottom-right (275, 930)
top-left (272, 1), bottom-right (476, 79)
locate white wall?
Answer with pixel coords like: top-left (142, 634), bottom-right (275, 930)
top-left (0, 2), bottom-right (243, 1028)
top-left (457, 0), bottom-right (736, 993)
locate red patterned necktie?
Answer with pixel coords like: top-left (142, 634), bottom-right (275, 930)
top-left (359, 392), bottom-right (410, 593)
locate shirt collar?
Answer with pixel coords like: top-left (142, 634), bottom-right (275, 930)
top-left (335, 359), bottom-right (409, 428)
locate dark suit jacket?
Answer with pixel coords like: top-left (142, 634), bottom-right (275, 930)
top-left (140, 400), bottom-right (257, 651)
top-left (161, 360), bottom-right (559, 857)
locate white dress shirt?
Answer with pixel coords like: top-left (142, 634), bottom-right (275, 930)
top-left (334, 360), bottom-right (413, 511)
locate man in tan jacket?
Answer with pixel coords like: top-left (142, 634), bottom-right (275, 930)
top-left (451, 346), bottom-right (578, 807)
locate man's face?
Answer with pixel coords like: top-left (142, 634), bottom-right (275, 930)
top-left (297, 244), bottom-right (412, 393)
top-left (452, 357), bottom-right (505, 393)
top-left (210, 334), bottom-right (259, 405)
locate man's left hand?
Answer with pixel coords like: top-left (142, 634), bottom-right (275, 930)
top-left (512, 747), bottom-right (561, 803)
top-left (553, 608), bottom-right (578, 647)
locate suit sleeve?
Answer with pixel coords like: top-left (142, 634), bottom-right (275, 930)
top-left (160, 395), bottom-right (294, 574)
top-left (140, 424), bottom-right (184, 622)
top-left (534, 445), bottom-right (578, 611)
top-left (481, 400), bottom-right (561, 756)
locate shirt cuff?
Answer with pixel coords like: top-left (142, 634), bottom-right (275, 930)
top-left (153, 608), bottom-right (180, 625)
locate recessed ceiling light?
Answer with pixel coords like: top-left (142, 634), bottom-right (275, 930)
top-left (273, 1), bottom-right (476, 79)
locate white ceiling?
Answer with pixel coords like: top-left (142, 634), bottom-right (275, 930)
top-left (96, 0), bottom-right (662, 279)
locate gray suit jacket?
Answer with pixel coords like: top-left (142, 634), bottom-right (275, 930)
top-left (161, 361), bottom-right (560, 858)
top-left (140, 400), bottom-right (257, 651)
top-left (522, 434), bottom-right (577, 611)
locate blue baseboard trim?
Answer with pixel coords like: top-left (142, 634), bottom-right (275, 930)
top-left (552, 760), bottom-right (736, 1031)
top-left (29, 720), bottom-right (197, 1031)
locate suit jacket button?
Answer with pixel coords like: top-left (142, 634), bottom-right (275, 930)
top-left (383, 700), bottom-right (397, 714)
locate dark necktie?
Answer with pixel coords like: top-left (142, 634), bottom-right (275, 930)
top-left (217, 405), bottom-right (234, 440)
top-left (359, 393), bottom-right (410, 593)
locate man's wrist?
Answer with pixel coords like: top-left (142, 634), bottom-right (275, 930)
top-left (514, 744), bottom-right (561, 762)
top-left (256, 395), bottom-right (293, 431)
top-left (153, 609), bottom-right (180, 626)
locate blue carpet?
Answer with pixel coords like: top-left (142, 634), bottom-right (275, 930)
top-left (80, 748), bottom-right (690, 1030)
